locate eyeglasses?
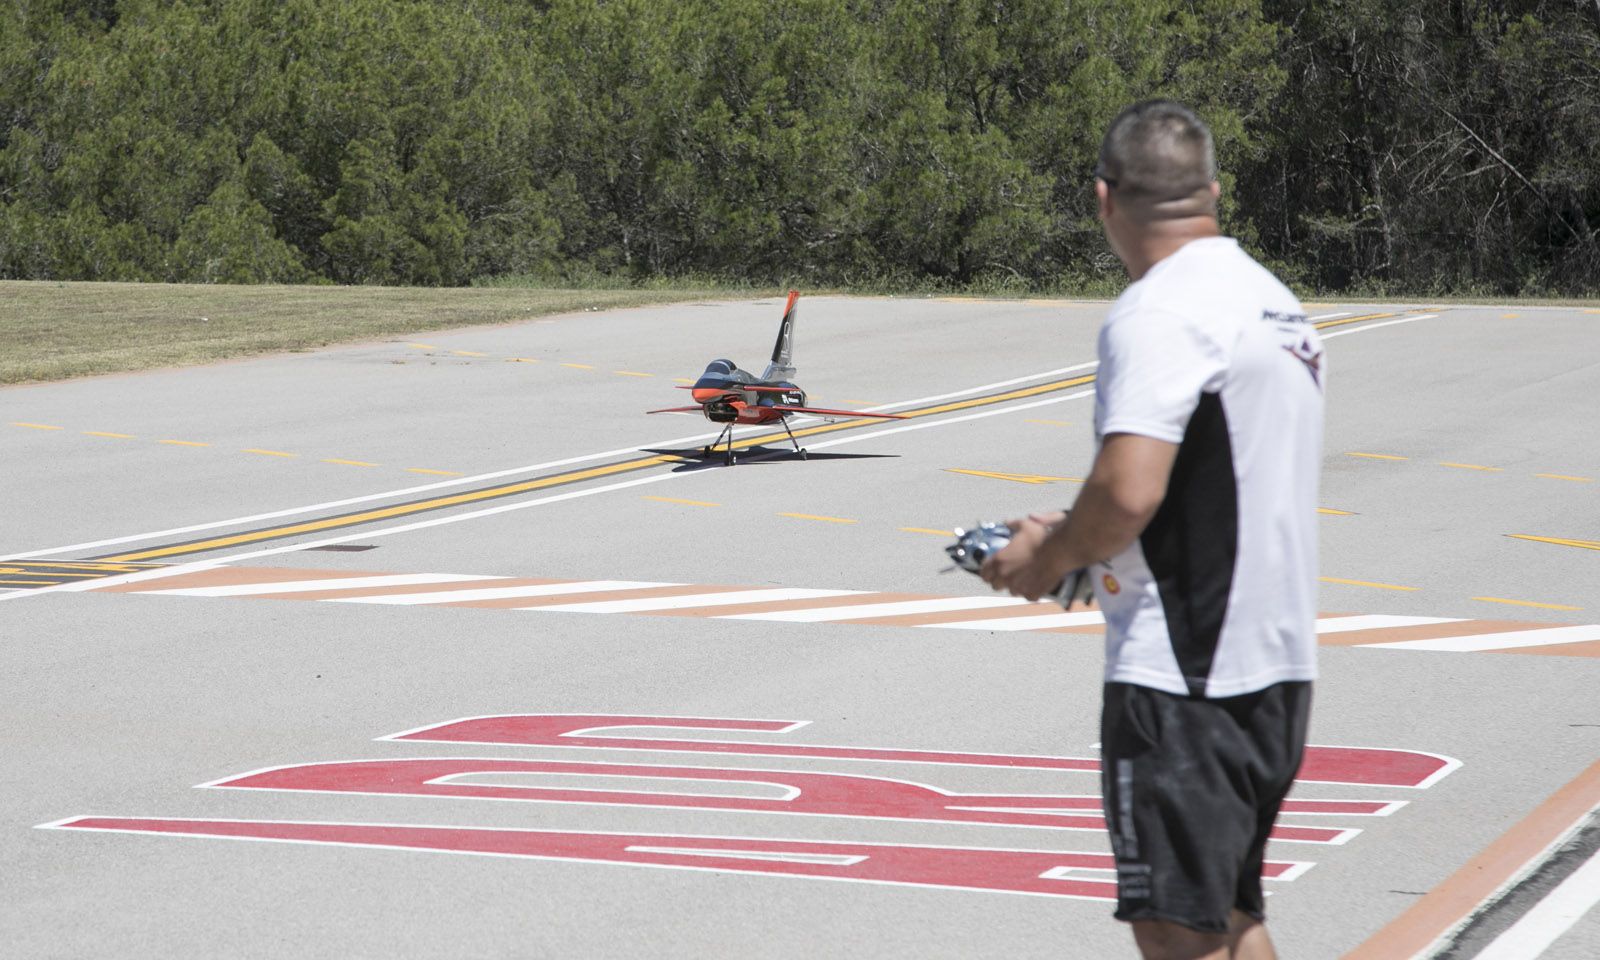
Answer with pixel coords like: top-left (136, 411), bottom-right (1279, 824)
top-left (1092, 164), bottom-right (1119, 189)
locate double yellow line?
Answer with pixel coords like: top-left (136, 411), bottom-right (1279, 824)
top-left (97, 310), bottom-right (1406, 565)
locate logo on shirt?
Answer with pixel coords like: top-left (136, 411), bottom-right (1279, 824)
top-left (1283, 337), bottom-right (1324, 387)
top-left (1102, 573), bottom-right (1122, 595)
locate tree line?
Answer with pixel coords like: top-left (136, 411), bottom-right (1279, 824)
top-left (2, 0), bottom-right (1596, 295)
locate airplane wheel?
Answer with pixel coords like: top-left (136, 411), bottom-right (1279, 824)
top-left (799, 450), bottom-right (808, 460)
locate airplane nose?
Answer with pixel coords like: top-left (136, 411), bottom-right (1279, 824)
top-left (691, 387), bottom-right (726, 402)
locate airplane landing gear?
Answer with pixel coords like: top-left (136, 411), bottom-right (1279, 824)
top-left (779, 418), bottom-right (807, 461)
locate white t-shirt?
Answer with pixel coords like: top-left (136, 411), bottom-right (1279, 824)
top-left (1091, 237), bottom-right (1324, 698)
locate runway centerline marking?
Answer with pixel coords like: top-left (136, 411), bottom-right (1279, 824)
top-left (83, 431), bottom-right (134, 439)
top-left (643, 496), bottom-right (720, 507)
top-left (1535, 474), bottom-right (1594, 483)
top-left (1471, 597), bottom-right (1582, 612)
top-left (11, 422), bottom-right (63, 430)
top-left (1347, 452), bottom-right (1408, 461)
top-left (1439, 462), bottom-right (1502, 472)
top-left (242, 449), bottom-right (298, 458)
top-left (946, 468), bottom-right (1083, 485)
top-left (159, 439), bottom-right (210, 447)
top-left (1509, 535), bottom-right (1600, 553)
top-left (779, 513), bottom-right (858, 524)
top-left (1321, 577), bottom-right (1420, 592)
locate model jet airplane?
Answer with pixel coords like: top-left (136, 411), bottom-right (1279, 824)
top-left (647, 290), bottom-right (906, 464)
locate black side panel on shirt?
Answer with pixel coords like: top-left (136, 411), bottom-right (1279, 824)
top-left (1139, 391), bottom-right (1239, 697)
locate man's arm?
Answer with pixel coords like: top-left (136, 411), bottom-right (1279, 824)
top-left (980, 432), bottom-right (1178, 602)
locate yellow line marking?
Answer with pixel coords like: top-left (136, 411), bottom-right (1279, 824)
top-left (613, 371), bottom-right (654, 378)
top-left (451, 350), bottom-right (487, 357)
top-left (11, 422), bottom-right (63, 430)
top-left (406, 468), bottom-right (462, 476)
top-left (5, 570), bottom-right (103, 578)
top-left (946, 468), bottom-right (1083, 485)
top-left (1347, 452), bottom-right (1408, 461)
top-left (83, 431), bottom-right (134, 439)
top-left (1536, 474), bottom-right (1594, 483)
top-left (159, 439), bottom-right (210, 447)
top-left (100, 373), bottom-right (1100, 563)
top-left (407, 343), bottom-right (437, 350)
top-left (901, 527), bottom-right (954, 537)
top-left (101, 454), bottom-right (688, 562)
top-left (323, 458), bottom-right (379, 467)
top-left (673, 378), bottom-right (695, 384)
top-left (1508, 534), bottom-right (1600, 552)
top-left (1472, 596), bottom-right (1582, 612)
top-left (1501, 313), bottom-right (1520, 320)
top-left (643, 496), bottom-right (721, 507)
top-left (1024, 419), bottom-right (1072, 426)
top-left (1439, 462), bottom-right (1502, 472)
top-left (1, 561), bottom-right (155, 570)
top-left (1320, 577), bottom-right (1420, 592)
top-left (508, 357), bottom-right (540, 364)
top-left (0, 579), bottom-right (54, 585)
top-left (779, 512), bottom-right (858, 524)
top-left (1309, 311), bottom-right (1398, 331)
top-left (242, 448), bottom-right (298, 458)
top-left (1317, 508), bottom-right (1354, 516)
top-left (561, 363), bottom-right (595, 370)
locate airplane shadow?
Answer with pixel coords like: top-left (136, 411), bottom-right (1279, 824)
top-left (642, 446), bottom-right (900, 471)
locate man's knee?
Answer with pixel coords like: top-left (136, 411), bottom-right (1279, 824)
top-left (1129, 919), bottom-right (1231, 960)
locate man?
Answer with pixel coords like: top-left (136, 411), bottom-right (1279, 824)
top-left (981, 101), bottom-right (1324, 960)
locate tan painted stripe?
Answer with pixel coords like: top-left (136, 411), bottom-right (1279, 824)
top-left (246, 577), bottom-right (556, 602)
top-left (323, 458), bottom-right (379, 467)
top-left (1317, 619), bottom-right (1553, 647)
top-left (159, 439), bottom-right (210, 447)
top-left (1347, 452), bottom-right (1408, 461)
top-left (451, 350), bottom-right (487, 357)
top-left (242, 448), bottom-right (298, 458)
top-left (1439, 461), bottom-right (1502, 472)
top-left (83, 431), bottom-right (134, 439)
top-left (1489, 639), bottom-right (1600, 658)
top-left (613, 370), bottom-right (653, 378)
top-left (508, 357), bottom-right (539, 364)
top-left (1535, 474), bottom-right (1594, 483)
top-left (901, 527), bottom-right (954, 537)
top-left (99, 566), bottom-right (382, 593)
top-left (1317, 508), bottom-right (1354, 516)
top-left (440, 583), bottom-right (763, 610)
top-left (1343, 760), bottom-right (1600, 960)
top-left (11, 422), bottom-right (63, 430)
top-left (561, 362), bottom-right (595, 370)
top-left (406, 468), bottom-right (462, 476)
top-left (649, 592), bottom-right (928, 619)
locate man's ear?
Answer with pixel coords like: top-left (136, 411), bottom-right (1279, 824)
top-left (1097, 179), bottom-right (1112, 220)
top-left (1209, 181), bottom-right (1221, 200)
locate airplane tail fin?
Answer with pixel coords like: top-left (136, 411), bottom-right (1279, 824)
top-left (759, 290), bottom-right (799, 382)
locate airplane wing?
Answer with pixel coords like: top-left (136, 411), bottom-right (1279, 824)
top-left (645, 406), bottom-right (705, 415)
top-left (770, 405), bottom-right (907, 420)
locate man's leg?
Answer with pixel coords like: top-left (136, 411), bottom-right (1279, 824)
top-left (1128, 912), bottom-right (1275, 960)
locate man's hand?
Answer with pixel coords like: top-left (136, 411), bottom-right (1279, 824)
top-left (980, 515), bottom-right (1067, 603)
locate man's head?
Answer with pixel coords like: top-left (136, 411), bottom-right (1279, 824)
top-left (1095, 100), bottom-right (1221, 273)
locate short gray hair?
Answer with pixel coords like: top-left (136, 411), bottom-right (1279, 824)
top-left (1097, 100), bottom-right (1217, 201)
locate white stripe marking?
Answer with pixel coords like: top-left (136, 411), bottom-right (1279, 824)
top-left (1474, 845), bottom-right (1600, 960)
top-left (1314, 614), bottom-right (1466, 635)
top-left (327, 581), bottom-right (672, 606)
top-left (1320, 314), bottom-right (1438, 341)
top-left (922, 610), bottom-right (1106, 631)
top-left (530, 588), bottom-right (865, 614)
top-left (719, 596), bottom-right (1032, 623)
top-left (1362, 624), bottom-right (1600, 652)
top-left (144, 573), bottom-right (498, 598)
top-left (624, 846), bottom-right (868, 867)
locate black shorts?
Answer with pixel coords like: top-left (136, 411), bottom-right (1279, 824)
top-left (1100, 680), bottom-right (1311, 934)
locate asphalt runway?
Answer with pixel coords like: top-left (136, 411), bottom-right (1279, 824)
top-left (3, 296), bottom-right (1598, 959)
